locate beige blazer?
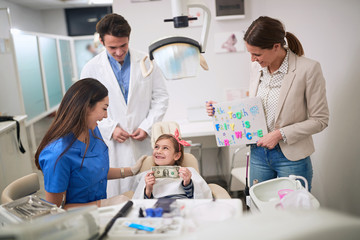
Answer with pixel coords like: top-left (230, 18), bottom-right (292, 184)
top-left (249, 51), bottom-right (329, 161)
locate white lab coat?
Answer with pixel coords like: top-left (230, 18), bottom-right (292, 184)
top-left (80, 49), bottom-right (169, 197)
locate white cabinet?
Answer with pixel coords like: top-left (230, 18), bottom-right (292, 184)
top-left (0, 115), bottom-right (32, 195)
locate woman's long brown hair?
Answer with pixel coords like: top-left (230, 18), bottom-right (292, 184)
top-left (34, 78), bottom-right (108, 171)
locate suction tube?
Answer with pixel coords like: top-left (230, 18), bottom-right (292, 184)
top-left (289, 175), bottom-right (309, 191)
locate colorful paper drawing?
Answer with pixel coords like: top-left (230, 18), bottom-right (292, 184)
top-left (212, 97), bottom-right (268, 146)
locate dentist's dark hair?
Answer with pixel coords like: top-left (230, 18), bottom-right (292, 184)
top-left (96, 13), bottom-right (131, 42)
top-left (35, 78), bottom-right (108, 171)
top-left (244, 16), bottom-right (304, 56)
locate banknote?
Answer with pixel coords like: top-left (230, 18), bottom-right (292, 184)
top-left (151, 166), bottom-right (180, 178)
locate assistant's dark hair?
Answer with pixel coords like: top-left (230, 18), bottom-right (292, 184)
top-left (244, 16), bottom-right (304, 56)
top-left (96, 13), bottom-right (131, 42)
top-left (155, 134), bottom-right (184, 165)
top-left (34, 78), bottom-right (108, 171)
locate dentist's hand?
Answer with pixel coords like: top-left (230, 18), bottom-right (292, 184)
top-left (130, 155), bottom-right (147, 175)
top-left (206, 101), bottom-right (216, 116)
top-left (131, 128), bottom-right (148, 141)
top-left (112, 126), bottom-right (130, 143)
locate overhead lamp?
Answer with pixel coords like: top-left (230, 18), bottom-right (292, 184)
top-left (141, 0), bottom-right (210, 80)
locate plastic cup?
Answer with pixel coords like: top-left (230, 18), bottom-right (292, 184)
top-left (278, 189), bottom-right (294, 199)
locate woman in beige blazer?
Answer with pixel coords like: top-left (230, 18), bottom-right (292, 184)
top-left (207, 16), bottom-right (329, 191)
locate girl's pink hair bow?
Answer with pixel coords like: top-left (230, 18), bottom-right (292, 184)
top-left (174, 128), bottom-right (191, 149)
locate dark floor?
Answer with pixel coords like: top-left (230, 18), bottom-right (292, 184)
top-left (205, 176), bottom-right (228, 189)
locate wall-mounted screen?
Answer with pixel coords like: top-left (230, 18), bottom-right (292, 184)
top-left (65, 7), bottom-right (112, 36)
top-left (215, 0), bottom-right (245, 20)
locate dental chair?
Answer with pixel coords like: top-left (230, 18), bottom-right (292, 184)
top-left (129, 121), bottom-right (231, 199)
top-left (1, 173), bottom-right (40, 204)
top-left (137, 152), bottom-right (230, 199)
top-left (228, 145), bottom-right (249, 193)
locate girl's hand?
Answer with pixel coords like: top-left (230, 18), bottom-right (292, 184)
top-left (179, 167), bottom-right (192, 186)
top-left (145, 171), bottom-right (155, 188)
top-left (145, 171), bottom-right (155, 197)
top-left (206, 101), bottom-right (216, 116)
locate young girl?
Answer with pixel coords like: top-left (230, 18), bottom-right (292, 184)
top-left (132, 130), bottom-right (212, 199)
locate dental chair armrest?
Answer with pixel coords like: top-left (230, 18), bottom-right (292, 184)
top-left (208, 183), bottom-right (231, 199)
top-left (122, 191), bottom-right (135, 199)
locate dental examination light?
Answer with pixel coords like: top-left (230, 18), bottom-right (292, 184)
top-left (141, 0), bottom-right (211, 80)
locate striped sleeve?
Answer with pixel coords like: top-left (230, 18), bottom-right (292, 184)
top-left (144, 188), bottom-right (154, 199)
top-left (182, 179), bottom-right (194, 199)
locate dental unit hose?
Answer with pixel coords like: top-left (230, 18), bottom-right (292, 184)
top-left (289, 175), bottom-right (309, 191)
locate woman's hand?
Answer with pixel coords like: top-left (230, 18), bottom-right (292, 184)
top-left (256, 129), bottom-right (283, 149)
top-left (145, 171), bottom-right (155, 198)
top-left (179, 167), bottom-right (192, 186)
top-left (206, 101), bottom-right (216, 116)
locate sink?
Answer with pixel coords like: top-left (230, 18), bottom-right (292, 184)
top-left (249, 177), bottom-right (320, 212)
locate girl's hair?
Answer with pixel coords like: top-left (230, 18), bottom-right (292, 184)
top-left (244, 16), bottom-right (304, 56)
top-left (155, 134), bottom-right (184, 165)
top-left (34, 78), bottom-right (108, 171)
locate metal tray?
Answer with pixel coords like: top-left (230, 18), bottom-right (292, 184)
top-left (2, 195), bottom-right (62, 221)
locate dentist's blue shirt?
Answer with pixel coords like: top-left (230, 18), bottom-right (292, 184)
top-left (107, 51), bottom-right (131, 104)
top-left (39, 127), bottom-right (109, 204)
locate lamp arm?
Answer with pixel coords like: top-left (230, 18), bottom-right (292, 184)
top-left (171, 0), bottom-right (188, 17)
top-left (187, 3), bottom-right (211, 53)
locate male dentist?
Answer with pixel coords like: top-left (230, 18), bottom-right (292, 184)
top-left (81, 13), bottom-right (169, 197)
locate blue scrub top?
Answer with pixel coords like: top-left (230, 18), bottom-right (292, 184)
top-left (39, 127), bottom-right (109, 204)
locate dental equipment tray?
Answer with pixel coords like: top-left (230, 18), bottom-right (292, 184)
top-left (107, 217), bottom-right (183, 239)
top-left (2, 195), bottom-right (62, 222)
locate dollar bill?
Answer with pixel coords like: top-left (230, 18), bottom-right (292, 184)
top-left (151, 166), bottom-right (180, 178)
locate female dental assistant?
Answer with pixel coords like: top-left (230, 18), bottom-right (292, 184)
top-left (34, 78), bottom-right (143, 209)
